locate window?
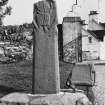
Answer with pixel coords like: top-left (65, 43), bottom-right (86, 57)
top-left (88, 37), bottom-right (92, 43)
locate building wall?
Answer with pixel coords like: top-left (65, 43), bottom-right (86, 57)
top-left (82, 30), bottom-right (100, 60)
top-left (63, 22), bottom-right (81, 46)
top-left (100, 36), bottom-right (105, 60)
top-left (63, 17), bottom-right (82, 63)
top-left (89, 14), bottom-right (98, 22)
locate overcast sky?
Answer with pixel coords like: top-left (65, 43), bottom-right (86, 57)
top-left (3, 0), bottom-right (105, 25)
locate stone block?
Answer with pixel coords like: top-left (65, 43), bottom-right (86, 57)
top-left (30, 92), bottom-right (91, 105)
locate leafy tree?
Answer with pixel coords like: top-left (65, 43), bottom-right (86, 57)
top-left (0, 0), bottom-right (12, 25)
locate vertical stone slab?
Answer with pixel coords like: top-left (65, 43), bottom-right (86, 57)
top-left (33, 0), bottom-right (60, 94)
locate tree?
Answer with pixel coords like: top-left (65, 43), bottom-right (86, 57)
top-left (0, 0), bottom-right (12, 25)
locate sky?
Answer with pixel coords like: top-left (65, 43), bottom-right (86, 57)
top-left (3, 0), bottom-right (105, 25)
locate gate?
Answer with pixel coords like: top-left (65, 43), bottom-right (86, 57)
top-left (63, 34), bottom-right (82, 63)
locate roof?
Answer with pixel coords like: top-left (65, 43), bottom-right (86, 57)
top-left (87, 30), bottom-right (99, 40)
top-left (93, 20), bottom-right (105, 29)
top-left (100, 23), bottom-right (105, 28)
top-left (89, 19), bottom-right (105, 30)
top-left (91, 30), bottom-right (105, 41)
top-left (82, 28), bottom-right (99, 41)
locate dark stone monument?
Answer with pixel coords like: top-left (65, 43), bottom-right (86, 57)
top-left (33, 0), bottom-right (60, 94)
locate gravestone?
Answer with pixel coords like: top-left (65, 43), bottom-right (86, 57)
top-left (33, 0), bottom-right (60, 94)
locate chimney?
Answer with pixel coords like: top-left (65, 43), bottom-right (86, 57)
top-left (89, 11), bottom-right (99, 22)
top-left (82, 20), bottom-right (88, 30)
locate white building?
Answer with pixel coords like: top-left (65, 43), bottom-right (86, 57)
top-left (62, 10), bottom-right (105, 62)
top-left (82, 28), bottom-right (100, 60)
top-left (83, 11), bottom-right (105, 60)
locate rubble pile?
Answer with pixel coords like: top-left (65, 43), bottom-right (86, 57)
top-left (0, 44), bottom-right (33, 63)
top-left (0, 35), bottom-right (32, 63)
top-left (0, 23), bottom-right (33, 63)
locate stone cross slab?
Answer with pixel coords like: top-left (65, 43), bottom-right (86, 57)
top-left (33, 0), bottom-right (60, 94)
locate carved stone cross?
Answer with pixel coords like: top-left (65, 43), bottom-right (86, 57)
top-left (32, 0), bottom-right (60, 94)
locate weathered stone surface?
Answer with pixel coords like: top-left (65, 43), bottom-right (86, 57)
top-left (30, 92), bottom-right (91, 105)
top-left (0, 92), bottom-right (29, 103)
top-left (0, 92), bottom-right (91, 105)
top-left (33, 0), bottom-right (60, 94)
top-left (0, 103), bottom-right (6, 105)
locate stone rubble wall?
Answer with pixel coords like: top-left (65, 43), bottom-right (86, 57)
top-left (92, 65), bottom-right (105, 105)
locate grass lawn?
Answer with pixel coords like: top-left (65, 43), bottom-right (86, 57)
top-left (0, 60), bottom-right (73, 97)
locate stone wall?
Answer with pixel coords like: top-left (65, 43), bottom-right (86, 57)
top-left (63, 17), bottom-right (82, 63)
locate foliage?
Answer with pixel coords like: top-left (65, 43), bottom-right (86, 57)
top-left (0, 0), bottom-right (12, 25)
